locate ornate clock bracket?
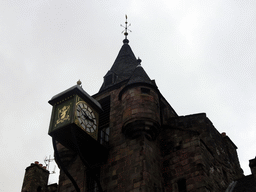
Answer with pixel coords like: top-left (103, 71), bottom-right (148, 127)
top-left (70, 128), bottom-right (103, 192)
top-left (52, 137), bottom-right (81, 192)
top-left (52, 134), bottom-right (103, 192)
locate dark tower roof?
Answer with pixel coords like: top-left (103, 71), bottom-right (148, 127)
top-left (99, 39), bottom-right (155, 92)
top-left (127, 64), bottom-right (155, 87)
top-left (108, 40), bottom-right (138, 82)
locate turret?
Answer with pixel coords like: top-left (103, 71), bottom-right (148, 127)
top-left (119, 62), bottom-right (161, 140)
top-left (98, 23), bottom-right (161, 141)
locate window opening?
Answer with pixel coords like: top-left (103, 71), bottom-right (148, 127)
top-left (98, 96), bottom-right (110, 146)
top-left (87, 168), bottom-right (100, 192)
top-left (37, 186), bottom-right (42, 191)
top-left (177, 178), bottom-right (187, 192)
top-left (223, 169), bottom-right (228, 181)
top-left (100, 127), bottom-right (109, 145)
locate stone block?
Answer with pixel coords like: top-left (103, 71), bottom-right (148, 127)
top-left (128, 150), bottom-right (134, 155)
top-left (180, 159), bottom-right (189, 166)
top-left (191, 140), bottom-right (200, 146)
top-left (187, 184), bottom-right (195, 191)
top-left (134, 181), bottom-right (141, 188)
top-left (183, 142), bottom-right (191, 148)
top-left (194, 155), bottom-right (202, 161)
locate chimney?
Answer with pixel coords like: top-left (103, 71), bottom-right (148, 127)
top-left (21, 161), bottom-right (49, 192)
top-left (249, 157), bottom-right (256, 180)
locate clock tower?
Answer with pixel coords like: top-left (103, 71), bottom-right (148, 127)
top-left (20, 16), bottom-right (247, 192)
top-left (35, 16), bottom-right (244, 192)
top-left (49, 17), bottom-right (244, 192)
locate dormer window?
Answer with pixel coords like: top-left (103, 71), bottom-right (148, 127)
top-left (104, 72), bottom-right (118, 87)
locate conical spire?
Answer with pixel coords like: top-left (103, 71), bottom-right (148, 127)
top-left (99, 41), bottom-right (139, 91)
top-left (109, 43), bottom-right (137, 80)
top-left (99, 16), bottom-right (155, 92)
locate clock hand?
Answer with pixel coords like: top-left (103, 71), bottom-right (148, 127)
top-left (85, 114), bottom-right (94, 123)
top-left (78, 105), bottom-right (94, 122)
top-left (78, 105), bottom-right (88, 117)
top-left (81, 110), bottom-right (90, 120)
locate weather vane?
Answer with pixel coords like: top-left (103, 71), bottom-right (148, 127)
top-left (121, 15), bottom-right (132, 39)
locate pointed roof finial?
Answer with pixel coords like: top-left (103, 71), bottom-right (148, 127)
top-left (137, 57), bottom-right (142, 63)
top-left (77, 79), bottom-right (82, 86)
top-left (121, 15), bottom-right (131, 43)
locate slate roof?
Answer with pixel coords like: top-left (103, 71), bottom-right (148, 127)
top-left (49, 85), bottom-right (102, 111)
top-left (127, 65), bottom-right (155, 87)
top-left (99, 39), bottom-right (156, 92)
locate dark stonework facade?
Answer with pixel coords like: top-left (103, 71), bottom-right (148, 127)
top-left (22, 38), bottom-right (255, 192)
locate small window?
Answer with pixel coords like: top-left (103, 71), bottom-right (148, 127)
top-left (98, 96), bottom-right (110, 128)
top-left (141, 88), bottom-right (150, 94)
top-left (98, 96), bottom-right (110, 146)
top-left (223, 169), bottom-right (228, 180)
top-left (100, 127), bottom-right (109, 146)
top-left (87, 178), bottom-right (98, 192)
top-left (177, 179), bottom-right (187, 192)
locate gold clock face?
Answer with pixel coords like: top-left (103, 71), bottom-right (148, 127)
top-left (75, 101), bottom-right (97, 133)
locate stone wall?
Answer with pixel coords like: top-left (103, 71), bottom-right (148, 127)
top-left (95, 83), bottom-right (164, 192)
top-left (159, 113), bottom-right (244, 192)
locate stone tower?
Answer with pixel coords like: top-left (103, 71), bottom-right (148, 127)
top-left (53, 35), bottom-right (244, 192)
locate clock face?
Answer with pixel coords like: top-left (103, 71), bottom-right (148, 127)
top-left (75, 101), bottom-right (97, 133)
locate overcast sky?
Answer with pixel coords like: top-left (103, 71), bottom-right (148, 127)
top-left (1, 1), bottom-right (256, 191)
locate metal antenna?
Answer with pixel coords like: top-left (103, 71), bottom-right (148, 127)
top-left (52, 165), bottom-right (56, 174)
top-left (121, 15), bottom-right (132, 39)
top-left (44, 155), bottom-right (56, 174)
